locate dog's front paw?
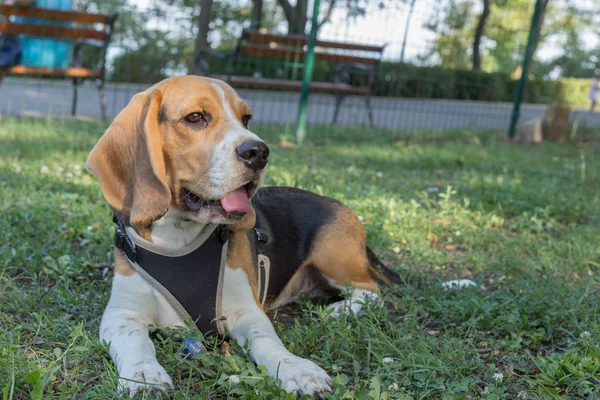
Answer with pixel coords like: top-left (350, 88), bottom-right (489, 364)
top-left (276, 355), bottom-right (331, 396)
top-left (119, 360), bottom-right (173, 397)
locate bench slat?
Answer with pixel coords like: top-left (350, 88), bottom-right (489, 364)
top-left (244, 31), bottom-right (385, 53)
top-left (1, 65), bottom-right (101, 78)
top-left (218, 75), bottom-right (370, 95)
top-left (0, 22), bottom-right (105, 40)
top-left (0, 5), bottom-right (111, 24)
top-left (241, 45), bottom-right (379, 66)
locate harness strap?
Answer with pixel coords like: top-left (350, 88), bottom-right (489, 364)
top-left (254, 227), bottom-right (269, 306)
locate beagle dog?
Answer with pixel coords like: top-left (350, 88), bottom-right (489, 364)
top-left (87, 76), bottom-right (399, 396)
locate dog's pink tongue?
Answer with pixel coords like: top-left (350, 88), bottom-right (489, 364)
top-left (221, 188), bottom-right (251, 213)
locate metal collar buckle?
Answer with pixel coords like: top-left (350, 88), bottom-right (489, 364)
top-left (254, 228), bottom-right (269, 243)
top-left (114, 221), bottom-right (137, 262)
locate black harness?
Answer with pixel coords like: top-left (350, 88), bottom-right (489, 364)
top-left (113, 216), bottom-right (269, 336)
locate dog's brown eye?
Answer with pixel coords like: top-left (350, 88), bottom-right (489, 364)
top-left (185, 113), bottom-right (203, 123)
top-left (242, 114), bottom-right (251, 128)
top-left (183, 112), bottom-right (210, 129)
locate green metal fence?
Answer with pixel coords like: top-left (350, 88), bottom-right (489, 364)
top-left (1, 0), bottom-right (599, 138)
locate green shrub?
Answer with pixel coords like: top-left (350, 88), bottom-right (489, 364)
top-left (374, 64), bottom-right (513, 102)
top-left (525, 78), bottom-right (592, 108)
top-left (108, 48), bottom-right (594, 108)
top-left (551, 78), bottom-right (591, 108)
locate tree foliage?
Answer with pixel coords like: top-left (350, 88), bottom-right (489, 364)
top-left (422, 0), bottom-right (477, 69)
top-left (79, 0), bottom-right (598, 82)
top-left (534, 0), bottom-right (599, 78)
top-left (423, 0), bottom-right (598, 78)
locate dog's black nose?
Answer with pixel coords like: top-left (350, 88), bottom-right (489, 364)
top-left (236, 140), bottom-right (269, 171)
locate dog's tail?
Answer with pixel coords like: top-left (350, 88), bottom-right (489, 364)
top-left (366, 246), bottom-right (403, 286)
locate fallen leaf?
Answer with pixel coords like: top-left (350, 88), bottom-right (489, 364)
top-left (278, 139), bottom-right (295, 148)
top-left (428, 233), bottom-right (438, 247)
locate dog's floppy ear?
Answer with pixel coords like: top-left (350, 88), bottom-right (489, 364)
top-left (87, 89), bottom-right (171, 227)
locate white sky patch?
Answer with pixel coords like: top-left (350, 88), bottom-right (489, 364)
top-left (318, 0), bottom-right (438, 62)
top-left (318, 0), bottom-right (598, 63)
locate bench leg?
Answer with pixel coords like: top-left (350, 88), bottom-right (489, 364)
top-left (365, 94), bottom-right (374, 128)
top-left (331, 93), bottom-right (346, 126)
top-left (71, 78), bottom-right (80, 117)
top-left (97, 79), bottom-right (107, 121)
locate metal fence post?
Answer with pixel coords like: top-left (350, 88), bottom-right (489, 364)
top-left (294, 0), bottom-right (321, 144)
top-left (508, 0), bottom-right (543, 138)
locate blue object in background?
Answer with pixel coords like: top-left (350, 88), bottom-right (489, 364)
top-left (14, 0), bottom-right (73, 69)
top-left (0, 35), bottom-right (22, 67)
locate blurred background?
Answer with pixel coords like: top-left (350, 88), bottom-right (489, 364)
top-left (1, 0), bottom-right (599, 136)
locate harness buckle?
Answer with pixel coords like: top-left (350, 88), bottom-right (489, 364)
top-left (114, 221), bottom-right (137, 262)
top-left (254, 228), bottom-right (269, 243)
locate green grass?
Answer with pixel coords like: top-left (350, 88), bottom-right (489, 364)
top-left (1, 118), bottom-right (599, 399)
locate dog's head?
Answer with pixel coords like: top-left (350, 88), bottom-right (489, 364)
top-left (87, 76), bottom-right (268, 230)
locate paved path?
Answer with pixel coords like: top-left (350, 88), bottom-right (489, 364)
top-left (2, 77), bottom-right (599, 131)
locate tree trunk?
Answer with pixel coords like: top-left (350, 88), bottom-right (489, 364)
top-left (251, 0), bottom-right (263, 30)
top-left (192, 0), bottom-right (214, 76)
top-left (277, 0), bottom-right (295, 31)
top-left (472, 0), bottom-right (491, 70)
top-left (277, 0), bottom-right (308, 34)
top-left (522, 0), bottom-right (549, 101)
top-left (293, 0), bottom-right (307, 34)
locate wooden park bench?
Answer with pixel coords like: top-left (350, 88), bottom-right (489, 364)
top-left (0, 5), bottom-right (117, 120)
top-left (212, 30), bottom-right (385, 127)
